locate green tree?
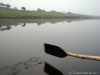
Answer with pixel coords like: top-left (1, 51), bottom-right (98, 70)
top-left (14, 7), bottom-right (18, 10)
top-left (21, 7), bottom-right (26, 10)
top-left (2, 4), bottom-right (5, 8)
top-left (51, 10), bottom-right (56, 12)
top-left (0, 2), bottom-right (3, 7)
top-left (37, 8), bottom-right (42, 12)
top-left (5, 4), bottom-right (11, 9)
top-left (67, 12), bottom-right (72, 14)
top-left (42, 10), bottom-right (45, 12)
top-left (0, 2), bottom-right (5, 7)
top-left (37, 8), bottom-right (45, 12)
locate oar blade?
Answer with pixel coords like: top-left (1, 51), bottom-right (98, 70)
top-left (44, 43), bottom-right (67, 58)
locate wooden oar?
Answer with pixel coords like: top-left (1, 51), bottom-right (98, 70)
top-left (44, 43), bottom-right (100, 61)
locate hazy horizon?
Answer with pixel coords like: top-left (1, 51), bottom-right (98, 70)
top-left (0, 0), bottom-right (100, 16)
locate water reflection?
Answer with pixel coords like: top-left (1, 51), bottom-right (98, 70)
top-left (0, 56), bottom-right (46, 75)
top-left (0, 18), bottom-right (96, 31)
top-left (0, 59), bottom-right (64, 75)
top-left (37, 22), bottom-right (45, 26)
top-left (67, 20), bottom-right (72, 23)
top-left (22, 23), bottom-right (26, 27)
top-left (51, 22), bottom-right (56, 24)
top-left (0, 23), bottom-right (26, 31)
top-left (44, 62), bottom-right (63, 75)
top-left (0, 18), bottom-right (99, 31)
top-left (0, 25), bottom-right (11, 31)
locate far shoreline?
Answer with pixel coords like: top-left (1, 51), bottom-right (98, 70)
top-left (0, 7), bottom-right (100, 19)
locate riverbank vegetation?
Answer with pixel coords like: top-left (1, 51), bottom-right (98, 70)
top-left (0, 2), bottom-right (100, 19)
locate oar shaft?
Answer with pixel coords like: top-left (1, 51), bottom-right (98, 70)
top-left (67, 52), bottom-right (100, 61)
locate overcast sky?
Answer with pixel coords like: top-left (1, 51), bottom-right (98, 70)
top-left (1, 0), bottom-right (100, 15)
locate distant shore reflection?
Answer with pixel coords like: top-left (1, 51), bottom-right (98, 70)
top-left (0, 18), bottom-right (91, 31)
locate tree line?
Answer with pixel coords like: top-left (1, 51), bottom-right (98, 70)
top-left (0, 2), bottom-right (18, 10)
top-left (0, 2), bottom-right (45, 12)
top-left (0, 2), bottom-right (57, 12)
top-left (0, 2), bottom-right (73, 14)
top-left (0, 2), bottom-right (11, 9)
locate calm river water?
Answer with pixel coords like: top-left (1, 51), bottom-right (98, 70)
top-left (0, 19), bottom-right (100, 75)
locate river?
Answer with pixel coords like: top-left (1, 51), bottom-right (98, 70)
top-left (0, 19), bottom-right (100, 75)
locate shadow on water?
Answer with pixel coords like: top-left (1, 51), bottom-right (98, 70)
top-left (44, 62), bottom-right (63, 75)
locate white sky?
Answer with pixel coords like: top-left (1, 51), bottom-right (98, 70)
top-left (0, 0), bottom-right (100, 15)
